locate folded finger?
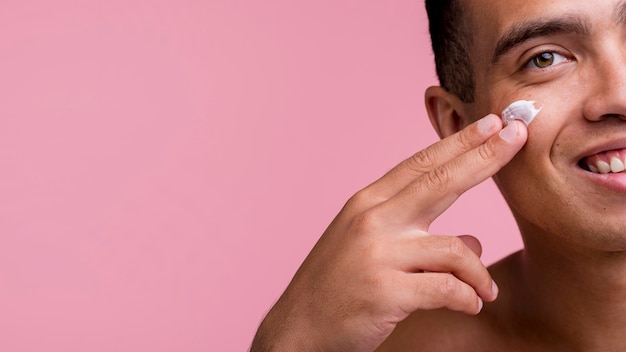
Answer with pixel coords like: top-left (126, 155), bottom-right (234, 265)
top-left (389, 234), bottom-right (495, 301)
top-left (396, 272), bottom-right (484, 315)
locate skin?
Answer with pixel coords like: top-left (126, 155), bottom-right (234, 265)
top-left (252, 0), bottom-right (626, 350)
top-left (380, 0), bottom-right (626, 350)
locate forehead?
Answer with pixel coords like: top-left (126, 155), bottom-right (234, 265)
top-left (464, 0), bottom-right (623, 48)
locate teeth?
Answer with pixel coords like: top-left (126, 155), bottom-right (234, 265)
top-left (611, 157), bottom-right (626, 173)
top-left (582, 152), bottom-right (626, 174)
top-left (597, 160), bottom-right (611, 174)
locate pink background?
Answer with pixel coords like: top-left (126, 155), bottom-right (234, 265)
top-left (0, 1), bottom-right (522, 351)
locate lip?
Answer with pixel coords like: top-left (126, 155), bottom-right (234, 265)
top-left (574, 137), bottom-right (626, 162)
top-left (575, 165), bottom-right (626, 193)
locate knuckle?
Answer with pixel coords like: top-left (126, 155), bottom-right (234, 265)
top-left (447, 236), bottom-right (468, 260)
top-left (351, 209), bottom-right (382, 234)
top-left (454, 128), bottom-right (474, 151)
top-left (477, 141), bottom-right (497, 161)
top-left (408, 149), bottom-right (435, 173)
top-left (345, 189), bottom-right (386, 214)
top-left (423, 166), bottom-right (451, 193)
top-left (440, 274), bottom-right (459, 297)
top-left (346, 189), bottom-right (369, 209)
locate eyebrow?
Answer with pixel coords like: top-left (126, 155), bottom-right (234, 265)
top-left (491, 16), bottom-right (591, 64)
top-left (617, 0), bottom-right (626, 25)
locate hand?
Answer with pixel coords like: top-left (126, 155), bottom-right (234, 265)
top-left (250, 114), bottom-right (528, 352)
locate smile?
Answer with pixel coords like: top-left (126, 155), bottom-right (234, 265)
top-left (580, 149), bottom-right (626, 174)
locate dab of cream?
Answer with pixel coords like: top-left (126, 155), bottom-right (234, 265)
top-left (501, 100), bottom-right (542, 126)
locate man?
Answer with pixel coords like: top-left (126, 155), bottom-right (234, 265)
top-left (252, 0), bottom-right (626, 350)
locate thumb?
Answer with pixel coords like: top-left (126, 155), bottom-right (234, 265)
top-left (457, 234), bottom-right (482, 258)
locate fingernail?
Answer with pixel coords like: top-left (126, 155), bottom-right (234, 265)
top-left (477, 297), bottom-right (484, 313)
top-left (477, 115), bottom-right (495, 134)
top-left (499, 121), bottom-right (518, 142)
top-left (492, 280), bottom-right (499, 298)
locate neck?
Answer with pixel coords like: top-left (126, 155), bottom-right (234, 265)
top-left (511, 225), bottom-right (626, 350)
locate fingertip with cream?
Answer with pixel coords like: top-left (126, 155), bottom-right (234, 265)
top-left (501, 100), bottom-right (542, 126)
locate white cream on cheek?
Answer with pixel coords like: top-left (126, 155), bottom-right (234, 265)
top-left (501, 100), bottom-right (542, 126)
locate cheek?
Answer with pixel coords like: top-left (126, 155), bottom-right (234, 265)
top-left (504, 100), bottom-right (576, 175)
top-left (489, 109), bottom-right (565, 217)
top-left (491, 150), bottom-right (558, 237)
top-left (490, 102), bottom-right (586, 237)
top-left (523, 90), bottom-right (586, 159)
top-left (525, 106), bottom-right (561, 148)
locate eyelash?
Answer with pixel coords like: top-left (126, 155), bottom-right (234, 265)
top-left (523, 51), bottom-right (571, 70)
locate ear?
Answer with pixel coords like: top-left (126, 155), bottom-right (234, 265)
top-left (425, 86), bottom-right (468, 139)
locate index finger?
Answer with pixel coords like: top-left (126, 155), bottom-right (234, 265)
top-left (375, 120), bottom-right (528, 230)
top-left (366, 114), bottom-right (503, 202)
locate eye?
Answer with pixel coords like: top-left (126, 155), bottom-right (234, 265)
top-left (525, 51), bottom-right (569, 69)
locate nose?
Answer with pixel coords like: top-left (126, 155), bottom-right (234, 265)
top-left (583, 49), bottom-right (626, 122)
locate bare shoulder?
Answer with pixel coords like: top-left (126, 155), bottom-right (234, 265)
top-left (374, 307), bottom-right (501, 351)
top-left (375, 251), bottom-right (524, 352)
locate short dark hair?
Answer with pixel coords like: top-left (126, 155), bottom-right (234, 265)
top-left (425, 0), bottom-right (475, 103)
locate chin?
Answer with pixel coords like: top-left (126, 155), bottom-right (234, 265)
top-left (520, 213), bottom-right (626, 254)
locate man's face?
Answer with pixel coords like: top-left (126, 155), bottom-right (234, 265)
top-left (463, 0), bottom-right (626, 250)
